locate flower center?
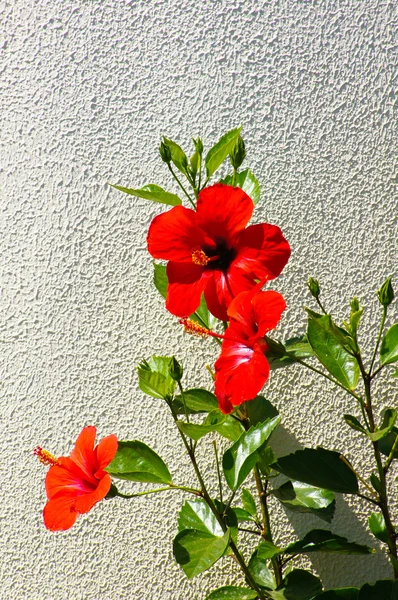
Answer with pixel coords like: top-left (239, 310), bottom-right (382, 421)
top-left (191, 247), bottom-right (210, 266)
top-left (191, 241), bottom-right (236, 271)
top-left (34, 446), bottom-right (60, 467)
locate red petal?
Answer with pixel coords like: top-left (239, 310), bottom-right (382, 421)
top-left (196, 184), bottom-right (253, 246)
top-left (74, 473), bottom-right (111, 514)
top-left (226, 289), bottom-right (286, 341)
top-left (147, 206), bottom-right (209, 262)
top-left (204, 271), bottom-right (235, 322)
top-left (252, 291), bottom-right (286, 337)
top-left (166, 262), bottom-right (209, 317)
top-left (95, 434), bottom-right (118, 472)
top-left (70, 426), bottom-right (97, 481)
top-left (235, 223), bottom-right (291, 280)
top-left (45, 458), bottom-right (96, 500)
top-left (43, 496), bottom-right (78, 531)
top-left (215, 342), bottom-right (270, 412)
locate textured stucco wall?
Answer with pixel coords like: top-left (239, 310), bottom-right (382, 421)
top-left (1, 0), bottom-right (397, 598)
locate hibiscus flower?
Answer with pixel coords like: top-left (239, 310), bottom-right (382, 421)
top-left (214, 287), bottom-right (286, 414)
top-left (34, 426), bottom-right (118, 531)
top-left (147, 183), bottom-right (290, 321)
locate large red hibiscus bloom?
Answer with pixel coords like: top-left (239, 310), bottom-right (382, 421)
top-left (147, 183), bottom-right (290, 321)
top-left (34, 426), bottom-right (118, 531)
top-left (214, 287), bottom-right (286, 414)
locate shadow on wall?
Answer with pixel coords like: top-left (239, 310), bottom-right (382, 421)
top-left (270, 425), bottom-right (392, 589)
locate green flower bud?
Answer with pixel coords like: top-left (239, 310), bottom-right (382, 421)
top-left (377, 277), bottom-right (394, 307)
top-left (350, 297), bottom-right (360, 312)
top-left (193, 137), bottom-right (203, 155)
top-left (169, 356), bottom-right (183, 382)
top-left (307, 277), bottom-right (320, 299)
top-left (159, 141), bottom-right (171, 163)
top-left (230, 136), bottom-right (246, 170)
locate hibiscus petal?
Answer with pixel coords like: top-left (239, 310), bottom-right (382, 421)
top-left (147, 206), bottom-right (208, 262)
top-left (70, 426), bottom-right (97, 481)
top-left (45, 458), bottom-right (96, 500)
top-left (166, 262), bottom-right (209, 317)
top-left (235, 223), bottom-right (291, 280)
top-left (95, 434), bottom-right (118, 472)
top-left (43, 496), bottom-right (78, 531)
top-left (196, 184), bottom-right (253, 246)
top-left (74, 473), bottom-right (112, 514)
top-left (204, 271), bottom-right (235, 322)
top-left (252, 291), bottom-right (286, 337)
top-left (215, 342), bottom-right (270, 412)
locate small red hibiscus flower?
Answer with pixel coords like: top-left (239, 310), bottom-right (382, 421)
top-left (34, 426), bottom-right (118, 531)
top-left (214, 286), bottom-right (286, 414)
top-left (147, 183), bottom-right (290, 321)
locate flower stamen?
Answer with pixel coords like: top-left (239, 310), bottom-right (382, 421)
top-left (34, 446), bottom-right (60, 467)
top-left (191, 247), bottom-right (210, 266)
top-left (179, 318), bottom-right (226, 341)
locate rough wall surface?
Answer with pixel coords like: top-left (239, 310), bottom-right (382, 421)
top-left (1, 0), bottom-right (397, 598)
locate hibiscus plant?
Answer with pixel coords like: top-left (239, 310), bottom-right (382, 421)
top-left (35, 128), bottom-right (398, 599)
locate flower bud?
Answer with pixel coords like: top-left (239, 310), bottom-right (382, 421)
top-left (307, 277), bottom-right (320, 299)
top-left (193, 137), bottom-right (203, 155)
top-left (377, 277), bottom-right (394, 307)
top-left (159, 141), bottom-right (171, 163)
top-left (169, 356), bottom-right (183, 382)
top-left (350, 297), bottom-right (360, 313)
top-left (230, 136), bottom-right (246, 170)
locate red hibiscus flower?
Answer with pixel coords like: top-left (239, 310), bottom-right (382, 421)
top-left (214, 287), bottom-right (286, 414)
top-left (147, 183), bottom-right (290, 321)
top-left (34, 426), bottom-right (118, 531)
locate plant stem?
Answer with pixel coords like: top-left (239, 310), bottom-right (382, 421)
top-left (369, 306), bottom-right (387, 376)
top-left (384, 433), bottom-right (398, 473)
top-left (167, 163), bottom-right (196, 208)
top-left (213, 440), bottom-right (223, 504)
top-left (315, 297), bottom-right (328, 315)
top-left (116, 484), bottom-right (201, 499)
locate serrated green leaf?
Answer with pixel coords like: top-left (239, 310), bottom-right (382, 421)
top-left (267, 335), bottom-right (314, 370)
top-left (232, 507), bottom-right (256, 522)
top-left (344, 414), bottom-right (367, 435)
top-left (205, 127), bottom-right (242, 179)
top-left (205, 587), bottom-right (258, 600)
top-left (248, 547), bottom-right (276, 589)
top-left (214, 414), bottom-right (245, 441)
top-left (368, 408), bottom-right (397, 442)
top-left (137, 356), bottom-right (176, 399)
top-left (162, 137), bottom-right (189, 175)
top-left (358, 579), bottom-right (398, 599)
top-left (221, 168), bottom-right (261, 204)
top-left (269, 569), bottom-right (322, 600)
top-left (307, 313), bottom-right (359, 390)
top-left (177, 410), bottom-right (226, 441)
top-left (272, 480), bottom-right (336, 523)
top-left (173, 528), bottom-right (230, 579)
top-left (178, 499), bottom-right (224, 536)
top-left (380, 324), bottom-right (398, 365)
top-left (273, 447), bottom-right (359, 494)
top-left (368, 513), bottom-right (388, 543)
top-left (223, 416), bottom-right (281, 491)
top-left (106, 440), bottom-right (172, 484)
top-left (241, 488), bottom-right (257, 517)
top-left (172, 388), bottom-right (219, 414)
top-left (256, 540), bottom-right (282, 559)
top-left (110, 183), bottom-right (182, 206)
top-left (284, 529), bottom-right (374, 555)
top-left (311, 589), bottom-right (359, 599)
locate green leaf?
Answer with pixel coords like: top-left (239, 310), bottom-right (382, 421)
top-left (273, 447), bottom-right (359, 494)
top-left (137, 356), bottom-right (176, 399)
top-left (257, 445), bottom-right (278, 476)
top-left (379, 427), bottom-right (398, 459)
top-left (380, 324), bottom-right (398, 365)
top-left (272, 480), bottom-right (336, 523)
top-left (223, 416), bottom-right (281, 491)
top-left (232, 507), bottom-right (255, 522)
top-left (205, 587), bottom-right (258, 600)
top-left (177, 410), bottom-right (226, 441)
top-left (244, 396), bottom-right (279, 426)
top-left (248, 547), bottom-right (276, 589)
top-left (214, 414), bottom-right (245, 441)
top-left (173, 528), bottom-right (230, 579)
top-left (221, 168), bottom-right (261, 204)
top-left (257, 540), bottom-right (282, 559)
top-left (358, 579), bottom-right (398, 599)
top-left (205, 127), bottom-right (242, 179)
top-left (344, 414), bottom-right (367, 435)
top-left (190, 293), bottom-right (217, 330)
top-left (368, 408), bottom-right (397, 442)
top-left (368, 513), bottom-right (388, 543)
top-left (110, 183), bottom-right (182, 206)
top-left (311, 589), bottom-right (359, 599)
top-left (393, 367), bottom-right (398, 377)
top-left (307, 313), bottom-right (359, 390)
top-left (162, 137), bottom-right (189, 175)
top-left (267, 335), bottom-right (314, 370)
top-left (269, 569), bottom-right (322, 600)
top-left (172, 388), bottom-right (219, 414)
top-left (153, 263), bottom-right (168, 298)
top-left (241, 488), bottom-right (257, 517)
top-left (178, 499), bottom-right (224, 536)
top-left (370, 473), bottom-right (381, 494)
top-left (106, 440), bottom-right (172, 484)
top-left (284, 529), bottom-right (374, 555)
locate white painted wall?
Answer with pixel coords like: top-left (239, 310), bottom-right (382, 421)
top-left (1, 1), bottom-right (397, 598)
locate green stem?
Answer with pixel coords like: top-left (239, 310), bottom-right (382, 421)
top-left (116, 484), bottom-right (201, 499)
top-left (232, 168), bottom-right (237, 186)
top-left (213, 440), bottom-right (223, 504)
top-left (167, 163), bottom-right (196, 208)
top-left (369, 307), bottom-right (387, 376)
top-left (384, 433), bottom-right (398, 473)
top-left (315, 297), bottom-right (328, 315)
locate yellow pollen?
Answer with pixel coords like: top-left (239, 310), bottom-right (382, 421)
top-left (191, 247), bottom-right (210, 266)
top-left (34, 446), bottom-right (59, 467)
top-left (179, 318), bottom-right (211, 338)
